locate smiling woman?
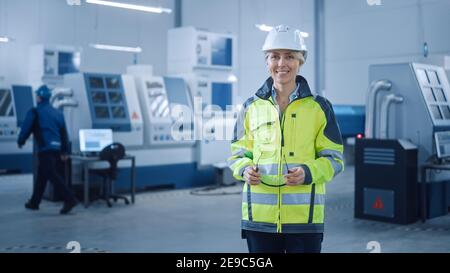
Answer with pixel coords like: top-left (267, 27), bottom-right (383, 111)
top-left (228, 24), bottom-right (344, 254)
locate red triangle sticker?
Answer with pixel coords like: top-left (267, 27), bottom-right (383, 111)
top-left (372, 196), bottom-right (384, 210)
top-left (132, 111), bottom-right (139, 120)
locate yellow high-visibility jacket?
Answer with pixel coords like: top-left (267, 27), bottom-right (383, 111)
top-left (228, 75), bottom-right (344, 234)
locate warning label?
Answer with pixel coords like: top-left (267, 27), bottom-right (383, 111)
top-left (373, 197), bottom-right (384, 210)
top-left (364, 188), bottom-right (394, 218)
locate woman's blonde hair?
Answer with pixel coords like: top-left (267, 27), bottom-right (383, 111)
top-left (264, 51), bottom-right (305, 66)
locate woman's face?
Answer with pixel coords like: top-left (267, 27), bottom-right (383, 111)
top-left (267, 50), bottom-right (300, 86)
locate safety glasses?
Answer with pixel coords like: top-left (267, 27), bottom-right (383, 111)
top-left (254, 152), bottom-right (289, 187)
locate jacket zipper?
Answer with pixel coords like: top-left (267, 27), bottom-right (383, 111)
top-left (267, 98), bottom-right (289, 233)
top-left (279, 113), bottom-right (286, 233)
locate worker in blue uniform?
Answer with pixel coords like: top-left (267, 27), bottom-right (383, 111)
top-left (18, 85), bottom-right (78, 214)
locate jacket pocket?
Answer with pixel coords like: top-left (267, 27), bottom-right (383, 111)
top-left (252, 120), bottom-right (277, 158)
top-left (288, 113), bottom-right (297, 158)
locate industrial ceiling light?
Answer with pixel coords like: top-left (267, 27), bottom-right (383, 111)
top-left (67, 0), bottom-right (81, 5)
top-left (255, 24), bottom-right (309, 37)
top-left (0, 36), bottom-right (9, 43)
top-left (86, 0), bottom-right (172, 14)
top-left (89, 43), bottom-right (142, 53)
top-left (227, 74), bottom-right (238, 83)
top-left (255, 24), bottom-right (273, 32)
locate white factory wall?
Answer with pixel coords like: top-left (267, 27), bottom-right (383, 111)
top-left (0, 0), bottom-right (175, 85)
top-left (325, 0), bottom-right (450, 105)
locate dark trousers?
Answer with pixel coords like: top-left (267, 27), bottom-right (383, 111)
top-left (30, 151), bottom-right (76, 205)
top-left (245, 230), bottom-right (323, 253)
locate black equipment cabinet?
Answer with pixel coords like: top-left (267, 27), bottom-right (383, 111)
top-left (355, 138), bottom-right (418, 224)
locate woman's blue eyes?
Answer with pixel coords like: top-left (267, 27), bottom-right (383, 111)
top-left (270, 55), bottom-right (295, 60)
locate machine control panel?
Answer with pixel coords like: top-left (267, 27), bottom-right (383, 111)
top-left (135, 76), bottom-right (194, 146)
top-left (434, 131), bottom-right (450, 159)
top-left (150, 124), bottom-right (191, 143)
top-left (168, 27), bottom-right (235, 73)
top-left (29, 44), bottom-right (81, 88)
top-left (0, 125), bottom-right (16, 137)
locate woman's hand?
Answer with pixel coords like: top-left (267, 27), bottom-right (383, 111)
top-left (284, 167), bottom-right (305, 186)
top-left (244, 166), bottom-right (261, 185)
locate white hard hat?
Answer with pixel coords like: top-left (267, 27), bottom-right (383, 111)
top-left (262, 24), bottom-right (307, 60)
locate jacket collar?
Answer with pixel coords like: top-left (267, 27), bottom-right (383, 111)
top-left (38, 99), bottom-right (50, 106)
top-left (256, 75), bottom-right (313, 100)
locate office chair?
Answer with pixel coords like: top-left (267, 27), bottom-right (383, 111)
top-left (89, 143), bottom-right (130, 207)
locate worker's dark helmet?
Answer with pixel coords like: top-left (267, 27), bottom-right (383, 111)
top-left (35, 85), bottom-right (52, 100)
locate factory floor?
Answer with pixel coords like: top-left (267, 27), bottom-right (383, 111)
top-left (0, 166), bottom-right (449, 253)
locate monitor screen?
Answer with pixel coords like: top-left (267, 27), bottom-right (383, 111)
top-left (211, 37), bottom-right (232, 66)
top-left (58, 51), bottom-right (80, 75)
top-left (212, 82), bottom-right (232, 111)
top-left (79, 129), bottom-right (113, 152)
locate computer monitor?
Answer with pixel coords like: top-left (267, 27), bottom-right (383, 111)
top-left (79, 129), bottom-right (113, 153)
top-left (434, 131), bottom-right (450, 159)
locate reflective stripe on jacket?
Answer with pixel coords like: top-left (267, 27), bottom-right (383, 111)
top-left (228, 75), bottom-right (344, 234)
